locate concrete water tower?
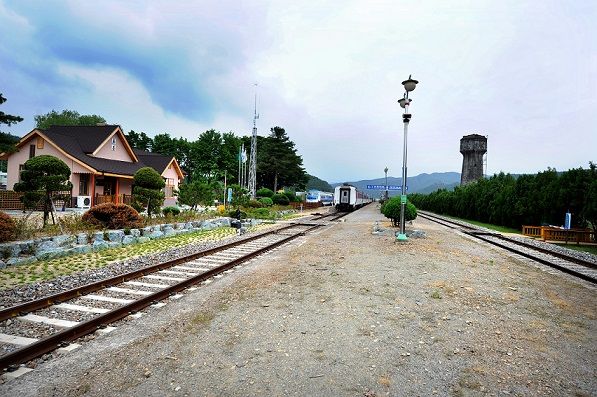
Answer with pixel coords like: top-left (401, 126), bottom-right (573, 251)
top-left (460, 134), bottom-right (487, 185)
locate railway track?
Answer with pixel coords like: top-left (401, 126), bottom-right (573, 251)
top-left (310, 211), bottom-right (349, 221)
top-left (419, 211), bottom-right (597, 284)
top-left (0, 222), bottom-right (324, 371)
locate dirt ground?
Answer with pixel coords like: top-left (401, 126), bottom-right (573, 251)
top-left (1, 204), bottom-right (595, 396)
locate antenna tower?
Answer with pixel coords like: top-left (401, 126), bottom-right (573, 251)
top-left (247, 84), bottom-right (259, 199)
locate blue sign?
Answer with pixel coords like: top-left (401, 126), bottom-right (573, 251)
top-left (227, 188), bottom-right (232, 203)
top-left (366, 185), bottom-right (408, 191)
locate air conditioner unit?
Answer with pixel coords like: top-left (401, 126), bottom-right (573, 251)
top-left (77, 196), bottom-right (92, 209)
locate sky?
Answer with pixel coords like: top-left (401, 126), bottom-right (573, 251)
top-left (1, 0), bottom-right (595, 183)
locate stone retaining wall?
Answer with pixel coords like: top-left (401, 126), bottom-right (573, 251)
top-left (0, 217), bottom-right (260, 269)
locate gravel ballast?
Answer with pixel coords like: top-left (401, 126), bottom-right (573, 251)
top-left (1, 204), bottom-right (595, 396)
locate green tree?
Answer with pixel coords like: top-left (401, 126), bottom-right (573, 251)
top-left (257, 126), bottom-right (308, 192)
top-left (133, 167), bottom-right (165, 217)
top-left (125, 130), bottom-right (153, 151)
top-left (381, 197), bottom-right (417, 227)
top-left (13, 155), bottom-right (72, 226)
top-left (228, 184), bottom-right (249, 207)
top-left (176, 181), bottom-right (215, 209)
top-left (0, 93), bottom-right (23, 173)
top-left (34, 109), bottom-right (106, 129)
top-left (256, 188), bottom-right (274, 198)
top-left (306, 175), bottom-right (333, 192)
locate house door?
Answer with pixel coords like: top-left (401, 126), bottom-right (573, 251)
top-left (103, 177), bottom-right (117, 196)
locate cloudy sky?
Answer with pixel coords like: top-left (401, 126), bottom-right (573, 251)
top-left (1, 0), bottom-right (595, 183)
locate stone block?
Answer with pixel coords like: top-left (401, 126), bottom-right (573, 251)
top-left (37, 240), bottom-right (58, 252)
top-left (137, 236), bottom-right (151, 243)
top-left (122, 235), bottom-right (136, 245)
top-left (76, 233), bottom-right (89, 245)
top-left (71, 245), bottom-right (92, 254)
top-left (9, 256), bottom-right (38, 266)
top-left (92, 241), bottom-right (109, 251)
top-left (35, 248), bottom-right (64, 261)
top-left (18, 240), bottom-right (36, 253)
top-left (0, 260), bottom-right (5, 269)
top-left (107, 241), bottom-right (121, 249)
top-left (163, 226), bottom-right (176, 237)
top-left (149, 230), bottom-right (164, 239)
top-left (141, 227), bottom-right (152, 236)
top-left (107, 230), bottom-right (125, 243)
top-left (92, 232), bottom-right (104, 242)
top-left (218, 218), bottom-right (231, 227)
top-left (0, 242), bottom-right (21, 258)
top-left (184, 222), bottom-right (194, 230)
top-left (130, 229), bottom-right (141, 237)
top-left (52, 234), bottom-right (76, 247)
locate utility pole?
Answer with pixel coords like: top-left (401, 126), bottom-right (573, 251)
top-left (247, 84), bottom-right (259, 199)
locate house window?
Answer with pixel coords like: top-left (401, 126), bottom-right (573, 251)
top-left (37, 138), bottom-right (44, 149)
top-left (29, 144), bottom-right (35, 159)
top-left (79, 174), bottom-right (89, 195)
top-left (111, 137), bottom-right (116, 151)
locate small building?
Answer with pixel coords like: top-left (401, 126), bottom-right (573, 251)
top-left (460, 134), bottom-right (487, 185)
top-left (0, 125), bottom-right (184, 207)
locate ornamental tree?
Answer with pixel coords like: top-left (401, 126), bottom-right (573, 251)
top-left (13, 155), bottom-right (72, 226)
top-left (133, 167), bottom-right (165, 217)
top-left (381, 196), bottom-right (417, 227)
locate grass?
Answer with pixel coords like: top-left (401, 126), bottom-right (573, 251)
top-left (0, 226), bottom-right (240, 290)
top-left (442, 215), bottom-right (521, 234)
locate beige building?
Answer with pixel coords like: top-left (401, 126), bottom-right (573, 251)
top-left (0, 125), bottom-right (184, 207)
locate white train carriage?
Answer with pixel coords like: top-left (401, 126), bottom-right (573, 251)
top-left (334, 184), bottom-right (372, 211)
top-left (306, 190), bottom-right (334, 206)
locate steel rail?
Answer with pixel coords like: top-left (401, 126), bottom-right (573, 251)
top-left (0, 224), bottom-right (322, 370)
top-left (419, 213), bottom-right (596, 284)
top-left (0, 223), bottom-right (302, 322)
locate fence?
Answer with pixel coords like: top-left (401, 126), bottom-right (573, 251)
top-left (522, 225), bottom-right (594, 244)
top-left (0, 190), bottom-right (72, 211)
top-left (94, 194), bottom-right (133, 206)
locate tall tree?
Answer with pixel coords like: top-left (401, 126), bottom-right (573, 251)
top-left (34, 109), bottom-right (106, 129)
top-left (125, 130), bottom-right (153, 151)
top-left (192, 129), bottom-right (222, 181)
top-left (306, 175), bottom-right (333, 192)
top-left (257, 126), bottom-right (308, 192)
top-left (0, 93), bottom-right (24, 131)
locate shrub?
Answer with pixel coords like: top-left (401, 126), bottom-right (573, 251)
top-left (247, 199), bottom-right (263, 208)
top-left (133, 167), bottom-right (165, 217)
top-left (381, 197), bottom-right (417, 226)
top-left (82, 203), bottom-right (144, 229)
top-left (256, 188), bottom-right (274, 198)
top-left (272, 193), bottom-right (290, 206)
top-left (162, 206), bottom-right (181, 217)
top-left (228, 209), bottom-right (247, 219)
top-left (283, 191), bottom-right (300, 203)
top-left (0, 211), bottom-right (16, 242)
top-left (250, 208), bottom-right (272, 219)
top-left (259, 197), bottom-right (273, 207)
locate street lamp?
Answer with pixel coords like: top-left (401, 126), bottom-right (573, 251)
top-left (384, 167), bottom-right (389, 200)
top-left (396, 75), bottom-right (418, 241)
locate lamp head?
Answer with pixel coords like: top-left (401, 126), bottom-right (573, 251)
top-left (398, 96), bottom-right (411, 108)
top-left (402, 74), bottom-right (418, 92)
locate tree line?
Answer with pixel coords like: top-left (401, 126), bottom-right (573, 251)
top-left (0, 105), bottom-right (309, 202)
top-left (409, 164), bottom-right (597, 234)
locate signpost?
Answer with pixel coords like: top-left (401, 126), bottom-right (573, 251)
top-left (366, 185), bottom-right (408, 191)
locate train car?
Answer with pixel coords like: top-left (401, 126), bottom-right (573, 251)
top-left (306, 190), bottom-right (334, 206)
top-left (334, 184), bottom-right (372, 211)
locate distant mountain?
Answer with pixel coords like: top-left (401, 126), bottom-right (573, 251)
top-left (332, 172), bottom-right (461, 197)
top-left (306, 174), bottom-right (334, 192)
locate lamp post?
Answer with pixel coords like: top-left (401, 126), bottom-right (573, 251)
top-left (396, 75), bottom-right (418, 241)
top-left (384, 167), bottom-right (389, 200)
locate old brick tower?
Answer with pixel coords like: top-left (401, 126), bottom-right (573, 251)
top-left (460, 134), bottom-right (487, 185)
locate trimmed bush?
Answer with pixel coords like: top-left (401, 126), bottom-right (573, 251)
top-left (381, 197), bottom-right (417, 226)
top-left (133, 167), bottom-right (165, 217)
top-left (162, 206), bottom-right (181, 217)
top-left (82, 203), bottom-right (144, 229)
top-left (228, 209), bottom-right (247, 220)
top-left (272, 193), bottom-right (290, 206)
top-left (259, 197), bottom-right (273, 207)
top-left (247, 199), bottom-right (264, 208)
top-left (256, 188), bottom-right (274, 198)
top-left (250, 208), bottom-right (272, 219)
top-left (0, 211), bottom-right (16, 242)
top-left (283, 191), bottom-right (300, 203)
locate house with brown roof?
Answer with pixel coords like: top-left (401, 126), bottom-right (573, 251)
top-left (0, 125), bottom-right (184, 208)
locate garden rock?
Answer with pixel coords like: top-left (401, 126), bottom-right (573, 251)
top-left (149, 230), bottom-right (164, 239)
top-left (71, 245), bottom-right (92, 254)
top-left (0, 260), bottom-right (5, 269)
top-left (52, 234), bottom-right (76, 247)
top-left (7, 256), bottom-right (37, 266)
top-left (407, 230), bottom-right (427, 238)
top-left (137, 236), bottom-right (151, 244)
top-left (130, 229), bottom-right (141, 237)
top-left (76, 233), bottom-right (89, 245)
top-left (107, 241), bottom-right (122, 249)
top-left (107, 230), bottom-right (125, 243)
top-left (162, 225), bottom-right (176, 237)
top-left (37, 240), bottom-right (58, 252)
top-left (184, 222), bottom-right (194, 230)
top-left (92, 232), bottom-right (104, 243)
top-left (122, 235), bottom-right (137, 245)
top-left (141, 227), bottom-right (152, 236)
top-left (18, 240), bottom-right (36, 253)
top-left (35, 248), bottom-right (64, 261)
top-left (0, 243), bottom-right (21, 258)
top-left (92, 241), bottom-right (109, 251)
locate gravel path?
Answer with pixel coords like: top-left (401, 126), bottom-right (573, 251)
top-left (1, 204), bottom-right (595, 396)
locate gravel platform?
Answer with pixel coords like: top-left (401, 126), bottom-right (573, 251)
top-left (1, 204), bottom-right (595, 396)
